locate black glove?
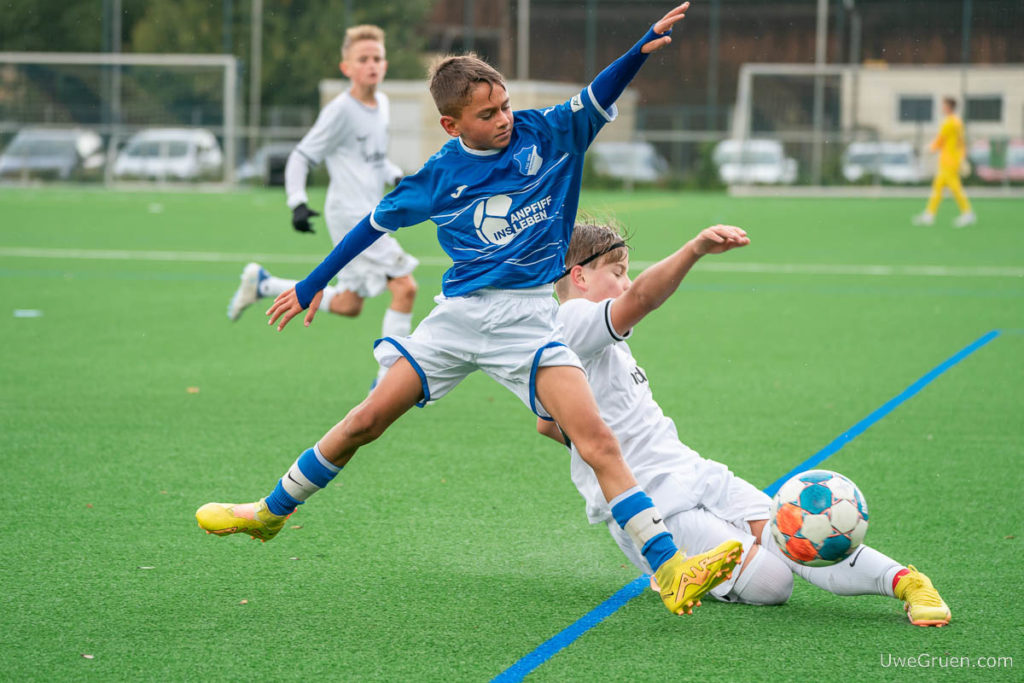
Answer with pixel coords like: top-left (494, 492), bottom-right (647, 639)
top-left (291, 203), bottom-right (320, 233)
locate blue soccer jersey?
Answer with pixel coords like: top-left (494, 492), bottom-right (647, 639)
top-left (368, 86), bottom-right (616, 297)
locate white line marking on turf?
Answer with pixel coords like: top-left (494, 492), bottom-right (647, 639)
top-left (3, 246), bottom-right (1021, 279)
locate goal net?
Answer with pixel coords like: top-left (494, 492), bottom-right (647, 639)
top-left (0, 52), bottom-right (239, 184)
top-left (730, 62), bottom-right (1023, 190)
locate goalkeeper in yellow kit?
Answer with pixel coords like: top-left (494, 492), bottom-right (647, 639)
top-left (913, 96), bottom-right (976, 228)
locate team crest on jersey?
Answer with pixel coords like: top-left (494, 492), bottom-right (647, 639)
top-left (570, 94), bottom-right (583, 112)
top-left (513, 144), bottom-right (543, 176)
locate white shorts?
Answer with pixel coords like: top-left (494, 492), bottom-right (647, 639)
top-left (373, 286), bottom-right (583, 417)
top-left (326, 209), bottom-right (418, 299)
top-left (606, 462), bottom-right (771, 597)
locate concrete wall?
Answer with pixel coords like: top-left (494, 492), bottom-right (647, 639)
top-left (841, 65), bottom-right (1024, 148)
top-left (319, 79), bottom-right (637, 173)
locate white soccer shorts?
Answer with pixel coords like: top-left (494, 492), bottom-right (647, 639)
top-left (373, 286), bottom-right (583, 417)
top-left (327, 209), bottom-right (418, 299)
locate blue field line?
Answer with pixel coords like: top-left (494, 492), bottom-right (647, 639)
top-left (491, 576), bottom-right (650, 683)
top-left (490, 328), bottom-right (1002, 683)
top-left (762, 328), bottom-right (1001, 497)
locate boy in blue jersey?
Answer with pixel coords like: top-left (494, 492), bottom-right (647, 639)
top-left (197, 3), bottom-right (743, 617)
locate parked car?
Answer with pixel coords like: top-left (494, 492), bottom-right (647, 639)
top-left (113, 128), bottom-right (223, 181)
top-left (0, 128), bottom-right (104, 180)
top-left (842, 142), bottom-right (924, 184)
top-left (712, 139), bottom-right (797, 185)
top-left (969, 139), bottom-right (1024, 182)
top-left (589, 141), bottom-right (669, 183)
top-left (236, 142), bottom-right (297, 185)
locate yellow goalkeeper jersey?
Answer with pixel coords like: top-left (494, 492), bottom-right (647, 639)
top-left (932, 114), bottom-right (965, 170)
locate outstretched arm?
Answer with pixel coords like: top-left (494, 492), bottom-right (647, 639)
top-left (608, 224), bottom-right (748, 335)
top-left (265, 216), bottom-right (384, 330)
top-left (589, 3), bottom-right (690, 111)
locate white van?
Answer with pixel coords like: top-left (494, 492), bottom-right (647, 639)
top-left (712, 139), bottom-right (797, 185)
top-left (113, 128), bottom-right (223, 180)
top-left (842, 142), bottom-right (924, 184)
top-left (589, 141), bottom-right (669, 183)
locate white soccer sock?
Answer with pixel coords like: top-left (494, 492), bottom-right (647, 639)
top-left (258, 275), bottom-right (295, 298)
top-left (319, 286), bottom-right (340, 312)
top-left (761, 524), bottom-right (901, 597)
top-left (381, 308), bottom-right (413, 339)
top-left (279, 443), bottom-right (341, 503)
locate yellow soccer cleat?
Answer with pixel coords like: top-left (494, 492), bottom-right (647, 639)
top-left (894, 565), bottom-right (951, 627)
top-left (653, 540), bottom-right (743, 616)
top-left (196, 499), bottom-right (288, 542)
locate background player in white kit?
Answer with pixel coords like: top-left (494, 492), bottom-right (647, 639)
top-left (541, 219), bottom-right (952, 627)
top-left (227, 25), bottom-right (419, 386)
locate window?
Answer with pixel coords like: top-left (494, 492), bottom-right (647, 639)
top-left (898, 96), bottom-right (933, 123)
top-left (965, 96), bottom-right (1002, 122)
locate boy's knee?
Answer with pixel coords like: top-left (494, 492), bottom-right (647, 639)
top-left (389, 276), bottom-right (417, 307)
top-left (572, 425), bottom-right (621, 465)
top-left (342, 404), bottom-right (387, 445)
top-left (331, 296), bottom-right (363, 317)
top-left (729, 546), bottom-right (793, 606)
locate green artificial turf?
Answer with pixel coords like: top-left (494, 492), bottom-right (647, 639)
top-left (0, 187), bottom-right (1021, 681)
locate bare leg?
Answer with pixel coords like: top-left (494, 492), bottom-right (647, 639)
top-left (317, 357), bottom-right (424, 466)
top-left (534, 364), bottom-right (636, 501)
top-left (386, 274), bottom-right (417, 314)
top-left (329, 289), bottom-right (364, 317)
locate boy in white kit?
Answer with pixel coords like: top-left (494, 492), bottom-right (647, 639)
top-left (227, 25), bottom-right (419, 385)
top-left (199, 4), bottom-right (746, 618)
top-left (541, 218), bottom-right (952, 627)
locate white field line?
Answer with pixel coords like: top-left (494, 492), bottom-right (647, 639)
top-left (1, 246), bottom-right (1022, 279)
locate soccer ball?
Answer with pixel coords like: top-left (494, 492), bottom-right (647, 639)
top-left (473, 194), bottom-right (513, 244)
top-left (770, 469), bottom-right (869, 567)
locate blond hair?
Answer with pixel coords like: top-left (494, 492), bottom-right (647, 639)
top-left (342, 25), bottom-right (385, 59)
top-left (428, 53), bottom-right (506, 117)
top-left (555, 217), bottom-right (630, 300)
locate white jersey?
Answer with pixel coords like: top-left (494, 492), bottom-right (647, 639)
top-left (557, 298), bottom-right (704, 524)
top-left (286, 90), bottom-right (402, 234)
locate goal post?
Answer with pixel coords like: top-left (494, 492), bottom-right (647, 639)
top-left (731, 62), bottom-right (1024, 190)
top-left (0, 52), bottom-right (239, 183)
top-left (732, 62), bottom-right (851, 186)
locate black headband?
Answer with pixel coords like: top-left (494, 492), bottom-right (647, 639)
top-left (556, 241), bottom-right (627, 281)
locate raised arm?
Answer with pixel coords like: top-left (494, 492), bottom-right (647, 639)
top-left (608, 224), bottom-right (748, 335)
top-left (589, 3), bottom-right (690, 112)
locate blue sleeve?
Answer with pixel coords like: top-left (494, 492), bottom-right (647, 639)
top-left (369, 162), bottom-right (436, 232)
top-left (295, 217), bottom-right (383, 307)
top-left (526, 24), bottom-right (669, 155)
top-left (525, 89), bottom-right (614, 155)
top-left (590, 25), bottom-right (668, 111)
top-left (293, 164), bottom-right (438, 307)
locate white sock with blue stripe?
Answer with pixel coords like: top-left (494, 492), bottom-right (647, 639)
top-left (609, 486), bottom-right (678, 572)
top-left (264, 443), bottom-right (341, 516)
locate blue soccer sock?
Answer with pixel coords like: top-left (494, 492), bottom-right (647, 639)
top-left (264, 443), bottom-right (342, 516)
top-left (609, 486), bottom-right (677, 572)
